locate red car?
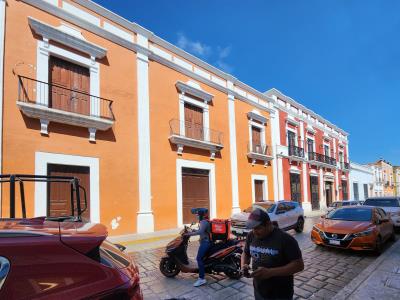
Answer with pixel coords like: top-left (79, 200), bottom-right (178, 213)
top-left (0, 175), bottom-right (142, 300)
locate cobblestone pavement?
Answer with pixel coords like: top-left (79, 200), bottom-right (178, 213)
top-left (131, 218), bottom-right (396, 300)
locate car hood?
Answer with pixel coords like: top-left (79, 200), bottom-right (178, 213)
top-left (316, 219), bottom-right (372, 234)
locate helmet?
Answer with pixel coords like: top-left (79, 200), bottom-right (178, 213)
top-left (191, 208), bottom-right (209, 220)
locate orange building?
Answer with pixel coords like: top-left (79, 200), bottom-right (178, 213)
top-left (0, 0), bottom-right (276, 238)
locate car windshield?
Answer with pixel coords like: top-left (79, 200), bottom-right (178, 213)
top-left (244, 203), bottom-right (275, 213)
top-left (364, 198), bottom-right (400, 207)
top-left (326, 208), bottom-right (372, 221)
top-left (329, 202), bottom-right (340, 208)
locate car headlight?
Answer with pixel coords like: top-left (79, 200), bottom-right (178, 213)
top-left (352, 228), bottom-right (374, 237)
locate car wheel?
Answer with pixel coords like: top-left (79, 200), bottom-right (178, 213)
top-left (295, 217), bottom-right (304, 233)
top-left (160, 257), bottom-right (180, 277)
top-left (374, 236), bottom-right (383, 255)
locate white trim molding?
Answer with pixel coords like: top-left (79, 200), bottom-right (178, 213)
top-left (176, 159), bottom-right (216, 227)
top-left (136, 33), bottom-right (154, 233)
top-left (29, 17), bottom-right (107, 59)
top-left (227, 86), bottom-right (240, 214)
top-left (34, 152), bottom-right (100, 223)
top-left (251, 174), bottom-right (269, 203)
top-left (176, 80), bottom-right (213, 103)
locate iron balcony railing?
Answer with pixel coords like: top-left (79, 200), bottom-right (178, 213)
top-left (248, 143), bottom-right (270, 156)
top-left (288, 145), bottom-right (304, 158)
top-left (18, 76), bottom-right (115, 120)
top-left (169, 119), bottom-right (223, 145)
top-left (309, 152), bottom-right (336, 166)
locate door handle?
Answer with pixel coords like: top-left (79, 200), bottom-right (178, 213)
top-left (0, 257), bottom-right (10, 289)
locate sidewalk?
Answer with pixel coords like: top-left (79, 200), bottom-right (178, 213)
top-left (333, 237), bottom-right (400, 300)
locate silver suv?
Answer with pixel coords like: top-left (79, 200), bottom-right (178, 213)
top-left (363, 197), bottom-right (400, 229)
top-left (231, 200), bottom-right (304, 237)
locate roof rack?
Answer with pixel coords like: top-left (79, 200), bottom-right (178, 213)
top-left (0, 174), bottom-right (87, 220)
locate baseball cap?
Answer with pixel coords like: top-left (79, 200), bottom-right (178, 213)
top-left (246, 208), bottom-right (271, 229)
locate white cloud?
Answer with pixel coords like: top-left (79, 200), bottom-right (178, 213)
top-left (176, 32), bottom-right (233, 74)
top-left (216, 60), bottom-right (234, 74)
top-left (177, 32), bottom-right (211, 57)
top-left (217, 46), bottom-right (232, 59)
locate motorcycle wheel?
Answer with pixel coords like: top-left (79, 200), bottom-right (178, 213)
top-left (224, 254), bottom-right (242, 279)
top-left (160, 257), bottom-right (181, 277)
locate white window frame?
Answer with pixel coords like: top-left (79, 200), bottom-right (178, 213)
top-left (248, 120), bottom-right (266, 151)
top-left (36, 40), bottom-right (100, 116)
top-left (251, 175), bottom-right (269, 203)
top-left (176, 159), bottom-right (216, 227)
top-left (178, 93), bottom-right (210, 141)
top-left (34, 152), bottom-right (100, 223)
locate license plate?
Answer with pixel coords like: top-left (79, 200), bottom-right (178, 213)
top-left (329, 240), bottom-right (340, 245)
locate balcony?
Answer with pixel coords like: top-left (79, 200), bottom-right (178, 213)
top-left (308, 152), bottom-right (337, 167)
top-left (17, 76), bottom-right (115, 141)
top-left (288, 146), bottom-right (305, 158)
top-left (247, 143), bottom-right (273, 166)
top-left (168, 119), bottom-right (223, 159)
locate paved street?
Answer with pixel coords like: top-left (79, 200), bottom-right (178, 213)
top-left (130, 218), bottom-right (396, 300)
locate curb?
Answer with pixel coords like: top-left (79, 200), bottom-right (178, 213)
top-left (333, 237), bottom-right (400, 300)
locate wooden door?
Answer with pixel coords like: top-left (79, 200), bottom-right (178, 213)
top-left (290, 173), bottom-right (301, 202)
top-left (325, 182), bottom-right (332, 206)
top-left (254, 180), bottom-right (264, 202)
top-left (252, 127), bottom-right (262, 153)
top-left (47, 164), bottom-right (90, 220)
top-left (342, 180), bottom-right (348, 200)
top-left (182, 168), bottom-right (209, 224)
top-left (49, 56), bottom-right (90, 116)
top-left (184, 103), bottom-right (203, 140)
top-left (310, 176), bottom-right (320, 210)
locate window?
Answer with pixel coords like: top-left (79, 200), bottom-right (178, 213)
top-left (310, 175), bottom-right (319, 210)
top-left (307, 138), bottom-right (314, 153)
top-left (324, 145), bottom-right (329, 157)
top-left (290, 173), bottom-right (301, 202)
top-left (363, 184), bottom-right (368, 199)
top-left (49, 56), bottom-right (90, 115)
top-left (342, 180), bottom-right (348, 200)
top-left (184, 103), bottom-right (204, 140)
top-left (251, 126), bottom-right (262, 153)
top-left (353, 182), bottom-right (359, 200)
top-left (287, 131), bottom-right (296, 148)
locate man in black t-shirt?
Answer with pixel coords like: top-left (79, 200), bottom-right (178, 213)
top-left (241, 208), bottom-right (304, 300)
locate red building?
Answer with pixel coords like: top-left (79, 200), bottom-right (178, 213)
top-left (267, 89), bottom-right (349, 214)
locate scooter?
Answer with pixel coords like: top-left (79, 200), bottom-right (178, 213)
top-left (159, 225), bottom-right (243, 279)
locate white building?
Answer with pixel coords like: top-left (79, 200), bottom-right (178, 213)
top-left (349, 162), bottom-right (374, 200)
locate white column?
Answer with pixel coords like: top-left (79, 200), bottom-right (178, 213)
top-left (319, 167), bottom-right (327, 210)
top-left (270, 104), bottom-right (281, 201)
top-left (136, 33), bottom-right (154, 233)
top-left (227, 81), bottom-right (240, 214)
top-left (299, 121), bottom-right (311, 212)
top-left (0, 0), bottom-right (5, 209)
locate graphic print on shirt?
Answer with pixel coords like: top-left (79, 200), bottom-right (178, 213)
top-left (250, 245), bottom-right (279, 262)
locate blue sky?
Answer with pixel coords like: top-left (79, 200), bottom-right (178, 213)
top-left (93, 0), bottom-right (400, 165)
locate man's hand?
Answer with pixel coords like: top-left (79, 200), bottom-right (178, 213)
top-left (251, 267), bottom-right (276, 279)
